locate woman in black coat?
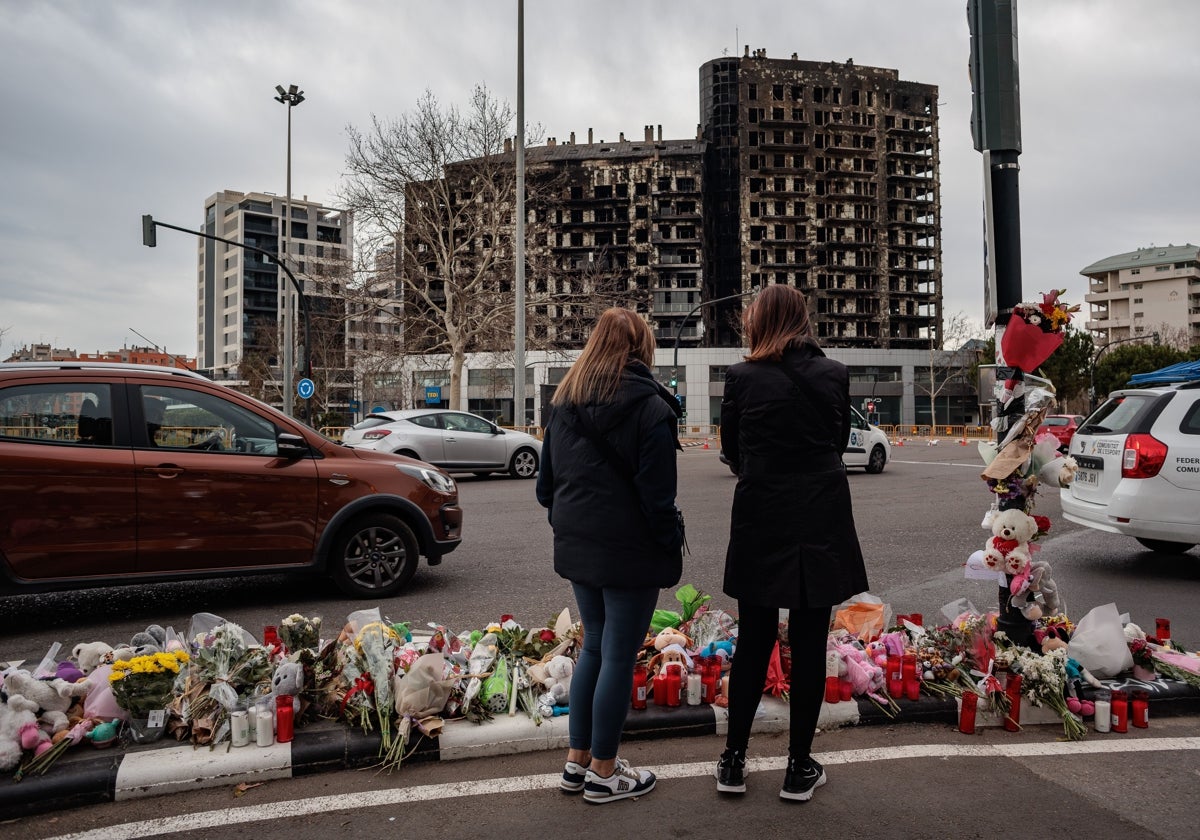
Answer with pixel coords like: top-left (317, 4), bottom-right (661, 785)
top-left (536, 307), bottom-right (683, 804)
top-left (714, 283), bottom-right (868, 802)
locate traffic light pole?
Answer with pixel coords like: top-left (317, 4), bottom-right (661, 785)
top-left (141, 214), bottom-right (313, 425)
top-left (670, 289), bottom-right (759, 397)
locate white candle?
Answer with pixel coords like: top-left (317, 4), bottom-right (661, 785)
top-left (230, 710), bottom-right (250, 747)
top-left (1093, 699), bottom-right (1111, 733)
top-left (256, 708), bottom-right (275, 746)
top-left (686, 673), bottom-right (702, 705)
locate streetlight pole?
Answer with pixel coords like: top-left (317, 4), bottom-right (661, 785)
top-left (1088, 332), bottom-right (1159, 411)
top-left (513, 1), bottom-right (526, 427)
top-left (275, 84), bottom-right (305, 418)
top-left (141, 215), bottom-right (312, 414)
top-left (670, 289), bottom-right (758, 397)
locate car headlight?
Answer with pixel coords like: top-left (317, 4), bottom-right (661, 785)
top-left (395, 463), bottom-right (456, 494)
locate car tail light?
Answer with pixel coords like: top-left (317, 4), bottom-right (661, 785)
top-left (362, 429), bottom-right (392, 441)
top-left (1121, 434), bottom-right (1167, 479)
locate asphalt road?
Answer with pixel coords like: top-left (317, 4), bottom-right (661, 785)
top-left (3, 443), bottom-right (1197, 663)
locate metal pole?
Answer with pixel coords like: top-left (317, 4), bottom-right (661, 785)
top-left (513, 0), bottom-right (526, 426)
top-left (671, 289), bottom-right (758, 396)
top-left (282, 102), bottom-right (295, 418)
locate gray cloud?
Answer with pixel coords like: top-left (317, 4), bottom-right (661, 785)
top-left (2, 0), bottom-right (1197, 356)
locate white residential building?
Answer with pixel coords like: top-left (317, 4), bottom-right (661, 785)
top-left (1081, 244), bottom-right (1200, 347)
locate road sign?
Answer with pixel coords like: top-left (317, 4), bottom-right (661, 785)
top-left (425, 387), bottom-right (443, 404)
top-left (297, 378), bottom-right (315, 400)
top-left (372, 406), bottom-right (386, 413)
top-left (349, 399), bottom-right (360, 411)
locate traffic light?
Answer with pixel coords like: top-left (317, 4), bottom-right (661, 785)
top-left (867, 401), bottom-right (877, 414)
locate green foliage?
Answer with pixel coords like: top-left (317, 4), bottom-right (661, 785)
top-left (1094, 343), bottom-right (1190, 399)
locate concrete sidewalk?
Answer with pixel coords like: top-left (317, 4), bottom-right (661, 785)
top-left (3, 673), bottom-right (1196, 820)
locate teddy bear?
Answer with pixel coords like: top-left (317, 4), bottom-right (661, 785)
top-left (541, 655), bottom-right (574, 705)
top-left (982, 508), bottom-right (1038, 576)
top-left (2, 670), bottom-right (91, 734)
top-left (1008, 558), bottom-right (1064, 621)
top-left (0, 689), bottom-right (42, 771)
top-left (73, 641), bottom-right (115, 676)
top-left (268, 661), bottom-right (304, 719)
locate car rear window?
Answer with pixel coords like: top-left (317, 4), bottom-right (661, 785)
top-left (1042, 417), bottom-right (1069, 427)
top-left (1181, 394), bottom-right (1200, 435)
top-left (1081, 394), bottom-right (1157, 435)
top-left (351, 416), bottom-right (394, 430)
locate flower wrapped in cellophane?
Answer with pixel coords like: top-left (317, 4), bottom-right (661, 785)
top-left (1006, 640), bottom-right (1086, 741)
top-left (109, 650), bottom-right (190, 717)
top-left (279, 613), bottom-right (322, 653)
top-left (387, 651), bottom-right (458, 768)
top-left (174, 618), bottom-right (272, 746)
top-left (337, 618), bottom-right (402, 766)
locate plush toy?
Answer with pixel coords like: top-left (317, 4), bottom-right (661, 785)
top-left (1036, 626), bottom-right (1100, 717)
top-left (268, 661), bottom-right (304, 718)
top-left (653, 628), bottom-right (692, 652)
top-left (0, 690), bottom-right (41, 771)
top-left (72, 642), bottom-right (115, 676)
top-left (1009, 559), bottom-right (1064, 621)
top-left (648, 644), bottom-right (691, 677)
top-left (130, 625), bottom-right (168, 656)
top-left (982, 509), bottom-right (1038, 575)
top-left (541, 655), bottom-right (574, 705)
top-left (2, 670), bottom-right (91, 734)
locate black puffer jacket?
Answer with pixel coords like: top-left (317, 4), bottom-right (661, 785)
top-left (721, 342), bottom-right (869, 609)
top-left (536, 361), bottom-right (683, 589)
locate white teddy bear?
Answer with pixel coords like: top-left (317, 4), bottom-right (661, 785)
top-left (2, 670), bottom-right (91, 734)
top-left (542, 655), bottom-right (574, 705)
top-left (0, 688), bottom-right (41, 772)
top-left (981, 508), bottom-right (1038, 576)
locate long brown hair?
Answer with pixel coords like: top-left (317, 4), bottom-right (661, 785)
top-left (743, 283), bottom-right (814, 362)
top-left (553, 308), bottom-right (656, 406)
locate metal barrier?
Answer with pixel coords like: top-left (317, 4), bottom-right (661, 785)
top-left (879, 424), bottom-right (993, 441)
top-left (321, 426), bottom-right (349, 442)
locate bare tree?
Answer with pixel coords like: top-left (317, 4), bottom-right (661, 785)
top-left (916, 311), bottom-right (985, 429)
top-left (341, 85), bottom-right (541, 410)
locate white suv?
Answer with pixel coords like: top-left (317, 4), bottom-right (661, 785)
top-left (1060, 382), bottom-right (1200, 554)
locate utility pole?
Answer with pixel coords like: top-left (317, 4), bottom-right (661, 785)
top-left (513, 0), bottom-right (526, 426)
top-left (969, 0), bottom-right (1031, 647)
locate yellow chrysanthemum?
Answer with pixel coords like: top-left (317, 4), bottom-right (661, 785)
top-left (109, 670), bottom-right (125, 682)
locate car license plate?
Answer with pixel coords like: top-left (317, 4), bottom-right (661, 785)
top-left (1075, 469), bottom-right (1099, 487)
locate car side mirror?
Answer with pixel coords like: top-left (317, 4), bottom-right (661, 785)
top-left (277, 432), bottom-right (309, 459)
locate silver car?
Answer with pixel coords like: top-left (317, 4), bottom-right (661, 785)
top-left (342, 409), bottom-right (542, 479)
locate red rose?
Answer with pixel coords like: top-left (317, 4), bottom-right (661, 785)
top-left (500, 614), bottom-right (514, 623)
top-left (539, 629), bottom-right (556, 643)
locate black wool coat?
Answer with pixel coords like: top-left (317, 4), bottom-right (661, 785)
top-left (536, 362), bottom-right (683, 590)
top-left (720, 342), bottom-right (869, 609)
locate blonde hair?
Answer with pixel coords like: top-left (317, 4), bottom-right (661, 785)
top-left (553, 308), bottom-right (656, 406)
top-left (743, 283), bottom-right (814, 362)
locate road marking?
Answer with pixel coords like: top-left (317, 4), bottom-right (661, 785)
top-left (51, 737), bottom-right (1200, 840)
top-left (891, 459), bottom-right (981, 468)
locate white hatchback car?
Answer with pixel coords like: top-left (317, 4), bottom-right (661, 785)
top-left (1060, 382), bottom-right (1200, 554)
top-left (342, 409), bottom-right (542, 479)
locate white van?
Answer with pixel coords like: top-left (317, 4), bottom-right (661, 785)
top-left (719, 405), bottom-right (890, 474)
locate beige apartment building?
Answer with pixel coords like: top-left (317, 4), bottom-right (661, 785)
top-left (1081, 244), bottom-right (1200, 347)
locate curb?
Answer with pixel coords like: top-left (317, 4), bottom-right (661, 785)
top-left (3, 678), bottom-right (1196, 820)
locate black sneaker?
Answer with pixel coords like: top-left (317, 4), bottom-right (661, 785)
top-left (560, 760), bottom-right (589, 793)
top-left (714, 748), bottom-right (747, 794)
top-left (582, 757), bottom-right (656, 804)
top-left (780, 756), bottom-right (826, 802)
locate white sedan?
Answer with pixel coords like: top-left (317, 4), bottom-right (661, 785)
top-left (343, 409), bottom-right (542, 479)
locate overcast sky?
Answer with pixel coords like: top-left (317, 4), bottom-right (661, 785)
top-left (2, 0), bottom-right (1197, 358)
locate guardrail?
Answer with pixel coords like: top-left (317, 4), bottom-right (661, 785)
top-left (878, 424), bottom-right (993, 440)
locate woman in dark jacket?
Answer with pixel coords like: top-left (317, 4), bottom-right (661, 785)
top-left (714, 283), bottom-right (868, 802)
top-left (536, 307), bottom-right (683, 804)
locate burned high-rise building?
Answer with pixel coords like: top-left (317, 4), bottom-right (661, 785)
top-left (701, 50), bottom-right (941, 348)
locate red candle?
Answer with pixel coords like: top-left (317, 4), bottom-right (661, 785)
top-left (263, 625), bottom-right (280, 651)
top-left (908, 613), bottom-right (923, 628)
top-left (1003, 674), bottom-right (1022, 731)
top-left (886, 655), bottom-right (903, 698)
top-left (824, 675), bottom-right (840, 703)
top-left (275, 695), bottom-right (294, 743)
top-left (631, 666), bottom-right (648, 710)
top-left (701, 672), bottom-right (717, 704)
top-left (652, 671), bottom-right (669, 706)
top-left (1131, 690), bottom-right (1149, 728)
top-left (1111, 689), bottom-right (1129, 732)
top-left (959, 691), bottom-right (978, 734)
top-left (902, 654), bottom-right (919, 701)
top-left (1155, 618), bottom-right (1171, 641)
top-left (839, 677), bottom-right (854, 702)
top-left (666, 666), bottom-right (682, 707)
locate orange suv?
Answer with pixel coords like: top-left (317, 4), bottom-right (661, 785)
top-left (0, 362), bottom-right (462, 597)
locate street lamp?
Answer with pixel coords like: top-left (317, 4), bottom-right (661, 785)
top-left (1088, 332), bottom-right (1159, 411)
top-left (274, 84), bottom-right (305, 417)
top-left (141, 214), bottom-right (312, 422)
top-left (670, 289), bottom-right (759, 396)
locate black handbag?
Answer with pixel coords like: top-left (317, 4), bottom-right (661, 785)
top-left (567, 405), bottom-right (688, 556)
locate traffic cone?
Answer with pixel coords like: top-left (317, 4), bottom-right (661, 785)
top-left (703, 438), bottom-right (710, 450)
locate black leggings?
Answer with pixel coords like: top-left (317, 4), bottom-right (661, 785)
top-left (725, 601), bottom-right (831, 759)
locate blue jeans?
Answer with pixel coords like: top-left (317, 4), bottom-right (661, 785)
top-left (569, 582), bottom-right (660, 760)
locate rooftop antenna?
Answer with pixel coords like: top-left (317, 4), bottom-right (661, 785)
top-left (128, 327), bottom-right (185, 369)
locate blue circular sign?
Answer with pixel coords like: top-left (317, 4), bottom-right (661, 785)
top-left (297, 378), bottom-right (315, 399)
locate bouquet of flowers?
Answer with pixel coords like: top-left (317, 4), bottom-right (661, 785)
top-left (110, 650), bottom-right (190, 717)
top-left (1010, 643), bottom-right (1086, 741)
top-left (177, 620), bottom-right (272, 745)
top-left (341, 620), bottom-right (401, 767)
top-left (1000, 290), bottom-right (1079, 372)
top-left (280, 614), bottom-right (322, 653)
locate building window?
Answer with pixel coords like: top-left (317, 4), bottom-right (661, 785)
top-left (1133, 297), bottom-right (1143, 304)
top-left (1130, 268), bottom-right (1140, 275)
top-left (1156, 265), bottom-right (1169, 272)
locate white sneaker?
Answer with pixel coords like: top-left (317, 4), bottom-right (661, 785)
top-left (582, 757), bottom-right (656, 803)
